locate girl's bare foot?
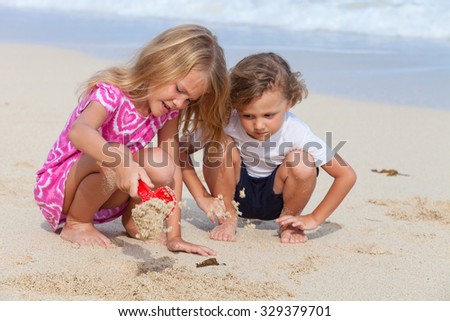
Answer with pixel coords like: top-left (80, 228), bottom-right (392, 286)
top-left (210, 218), bottom-right (237, 242)
top-left (280, 226), bottom-right (308, 243)
top-left (60, 221), bottom-right (115, 248)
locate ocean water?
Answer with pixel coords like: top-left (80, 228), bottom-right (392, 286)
top-left (0, 0), bottom-right (449, 110)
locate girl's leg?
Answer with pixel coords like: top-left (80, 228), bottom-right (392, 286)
top-left (202, 138), bottom-right (241, 241)
top-left (273, 150), bottom-right (317, 243)
top-left (121, 147), bottom-right (176, 238)
top-left (61, 153), bottom-right (128, 247)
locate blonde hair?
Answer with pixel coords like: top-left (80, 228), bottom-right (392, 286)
top-left (79, 24), bottom-right (230, 142)
top-left (230, 52), bottom-right (308, 110)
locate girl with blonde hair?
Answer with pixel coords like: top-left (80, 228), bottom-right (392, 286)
top-left (34, 24), bottom-right (229, 255)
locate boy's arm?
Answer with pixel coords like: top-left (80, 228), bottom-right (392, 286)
top-left (312, 154), bottom-right (356, 223)
top-left (278, 153), bottom-right (356, 229)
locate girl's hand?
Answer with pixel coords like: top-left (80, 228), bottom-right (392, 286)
top-left (114, 161), bottom-right (153, 198)
top-left (166, 236), bottom-right (217, 256)
top-left (196, 194), bottom-right (227, 223)
top-left (276, 214), bottom-right (320, 231)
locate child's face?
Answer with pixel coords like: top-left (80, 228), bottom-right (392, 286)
top-left (237, 90), bottom-right (290, 141)
top-left (147, 70), bottom-right (207, 117)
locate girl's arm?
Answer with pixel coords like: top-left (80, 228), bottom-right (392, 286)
top-left (68, 101), bottom-right (151, 197)
top-left (179, 146), bottom-right (208, 201)
top-left (158, 117), bottom-right (216, 256)
top-left (277, 153), bottom-right (356, 230)
top-left (69, 101), bottom-right (114, 162)
top-left (179, 145), bottom-right (222, 223)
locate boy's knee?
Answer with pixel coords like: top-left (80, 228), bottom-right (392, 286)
top-left (286, 151), bottom-right (316, 180)
top-left (291, 163), bottom-right (316, 182)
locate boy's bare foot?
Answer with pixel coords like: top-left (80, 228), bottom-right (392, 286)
top-left (210, 218), bottom-right (237, 242)
top-left (280, 226), bottom-right (308, 243)
top-left (60, 221), bottom-right (115, 248)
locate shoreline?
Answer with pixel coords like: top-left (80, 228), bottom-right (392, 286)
top-left (1, 4), bottom-right (449, 110)
top-left (0, 43), bottom-right (449, 301)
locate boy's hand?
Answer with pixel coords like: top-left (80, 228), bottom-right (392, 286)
top-left (276, 214), bottom-right (320, 231)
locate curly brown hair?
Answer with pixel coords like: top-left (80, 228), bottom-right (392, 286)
top-left (230, 52), bottom-right (308, 110)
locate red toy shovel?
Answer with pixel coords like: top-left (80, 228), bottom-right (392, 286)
top-left (137, 179), bottom-right (177, 218)
top-left (137, 179), bottom-right (177, 210)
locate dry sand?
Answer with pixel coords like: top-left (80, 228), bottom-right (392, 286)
top-left (0, 44), bottom-right (449, 301)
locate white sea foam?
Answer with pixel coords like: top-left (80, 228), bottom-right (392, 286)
top-left (0, 0), bottom-right (449, 40)
top-left (1, 0), bottom-right (448, 109)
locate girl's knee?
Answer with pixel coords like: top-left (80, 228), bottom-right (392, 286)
top-left (101, 142), bottom-right (132, 167)
top-left (134, 147), bottom-right (175, 186)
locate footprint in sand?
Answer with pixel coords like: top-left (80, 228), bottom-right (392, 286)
top-left (368, 197), bottom-right (450, 225)
top-left (353, 244), bottom-right (392, 256)
top-left (282, 255), bottom-right (326, 277)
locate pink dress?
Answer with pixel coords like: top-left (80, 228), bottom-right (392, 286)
top-left (34, 82), bottom-right (179, 230)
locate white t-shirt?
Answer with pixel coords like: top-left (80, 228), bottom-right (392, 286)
top-left (224, 110), bottom-right (334, 178)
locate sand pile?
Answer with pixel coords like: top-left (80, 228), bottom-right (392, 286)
top-left (132, 198), bottom-right (175, 240)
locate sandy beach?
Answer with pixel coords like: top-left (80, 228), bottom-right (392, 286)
top-left (0, 43), bottom-right (449, 301)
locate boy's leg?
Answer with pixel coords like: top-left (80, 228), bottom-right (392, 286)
top-left (202, 138), bottom-right (241, 241)
top-left (273, 150), bottom-right (317, 243)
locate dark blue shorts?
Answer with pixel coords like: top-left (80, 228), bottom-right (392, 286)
top-left (234, 162), bottom-right (320, 221)
top-left (234, 162), bottom-right (283, 221)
